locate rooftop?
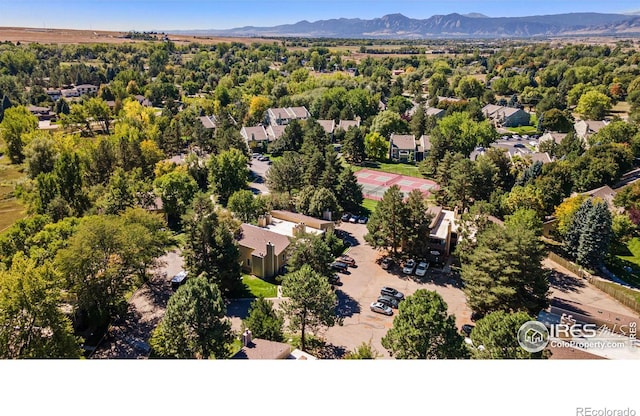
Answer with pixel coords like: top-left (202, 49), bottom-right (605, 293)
top-left (238, 224), bottom-right (290, 256)
top-left (390, 134), bottom-right (416, 150)
top-left (231, 338), bottom-right (291, 360)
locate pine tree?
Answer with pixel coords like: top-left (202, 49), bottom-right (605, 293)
top-left (365, 185), bottom-right (406, 254)
top-left (336, 168), bottom-right (363, 215)
top-left (576, 200), bottom-right (612, 269)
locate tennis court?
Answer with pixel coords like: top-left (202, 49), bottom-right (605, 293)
top-left (354, 169), bottom-right (439, 201)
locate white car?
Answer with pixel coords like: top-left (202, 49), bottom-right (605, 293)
top-left (370, 302), bottom-right (393, 316)
top-left (415, 261), bottom-right (429, 277)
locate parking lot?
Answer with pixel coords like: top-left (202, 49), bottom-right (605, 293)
top-left (324, 221), bottom-right (471, 359)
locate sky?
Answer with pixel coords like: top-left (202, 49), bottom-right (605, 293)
top-left (0, 0), bottom-right (639, 32)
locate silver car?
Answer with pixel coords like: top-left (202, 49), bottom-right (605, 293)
top-left (402, 259), bottom-right (416, 275)
top-left (370, 302), bottom-right (393, 316)
top-left (415, 261), bottom-right (429, 277)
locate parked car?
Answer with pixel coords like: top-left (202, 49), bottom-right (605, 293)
top-left (370, 302), bottom-right (393, 316)
top-left (171, 270), bottom-right (188, 290)
top-left (377, 295), bottom-right (399, 309)
top-left (415, 261), bottom-right (429, 277)
top-left (251, 153), bottom-right (261, 159)
top-left (380, 286), bottom-right (404, 301)
top-left (357, 216), bottom-right (368, 224)
top-left (381, 257), bottom-right (393, 270)
top-left (328, 274), bottom-right (340, 285)
top-left (402, 259), bottom-right (416, 275)
top-left (341, 213), bottom-right (351, 222)
top-left (462, 324), bottom-right (475, 337)
top-left (336, 254), bottom-right (356, 267)
top-left (330, 261), bottom-right (349, 273)
top-left (349, 215), bottom-right (359, 223)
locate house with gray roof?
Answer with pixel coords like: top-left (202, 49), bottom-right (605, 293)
top-left (482, 104), bottom-right (530, 127)
top-left (241, 125), bottom-right (269, 151)
top-left (389, 134), bottom-right (417, 162)
top-left (266, 106), bottom-right (310, 126)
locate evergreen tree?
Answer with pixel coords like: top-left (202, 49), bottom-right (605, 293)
top-left (575, 200), bottom-right (612, 269)
top-left (381, 290), bottom-right (468, 359)
top-left (410, 104), bottom-right (427, 138)
top-left (242, 297), bottom-right (284, 342)
top-left (341, 126), bottom-right (366, 165)
top-left (365, 185), bottom-right (406, 254)
top-left (335, 168), bottom-right (363, 215)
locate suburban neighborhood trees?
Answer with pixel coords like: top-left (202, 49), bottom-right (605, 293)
top-left (470, 311), bottom-right (547, 359)
top-left (381, 290), bottom-right (468, 359)
top-left (365, 185), bottom-right (406, 254)
top-left (461, 221), bottom-right (549, 318)
top-left (182, 194), bottom-right (242, 298)
top-left (280, 265), bottom-right (338, 352)
top-left (150, 276), bottom-right (232, 359)
top-left (208, 148), bottom-right (249, 206)
top-left (242, 296), bottom-right (285, 342)
top-left (0, 105), bottom-right (38, 163)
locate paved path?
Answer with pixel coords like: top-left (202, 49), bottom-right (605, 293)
top-left (91, 251), bottom-right (184, 359)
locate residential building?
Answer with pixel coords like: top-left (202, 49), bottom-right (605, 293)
top-left (231, 331), bottom-right (317, 360)
top-left (45, 89), bottom-right (61, 101)
top-left (416, 135), bottom-right (431, 161)
top-left (266, 106), bottom-right (310, 126)
top-left (574, 120), bottom-right (608, 146)
top-left (240, 125), bottom-right (269, 150)
top-left (268, 210), bottom-right (335, 233)
top-left (317, 119), bottom-right (336, 136)
top-left (482, 104), bottom-right (531, 127)
top-left (75, 84), bottom-right (98, 95)
top-left (265, 125), bottom-right (286, 143)
top-left (425, 106), bottom-right (446, 119)
top-left (237, 223), bottom-right (290, 279)
top-left (337, 119), bottom-right (360, 131)
top-left (539, 131), bottom-right (568, 145)
top-left (389, 134), bottom-right (417, 162)
top-left (27, 105), bottom-right (56, 121)
top-left (199, 115), bottom-right (217, 130)
top-left (579, 185), bottom-right (621, 213)
top-left (426, 206), bottom-right (457, 257)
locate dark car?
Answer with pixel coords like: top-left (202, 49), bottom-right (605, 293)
top-left (341, 213), bottom-right (351, 222)
top-left (462, 324), bottom-right (475, 337)
top-left (336, 254), bottom-right (356, 267)
top-left (380, 286), bottom-right (404, 301)
top-left (357, 216), bottom-right (368, 224)
top-left (377, 295), bottom-right (399, 309)
top-left (381, 257), bottom-right (393, 270)
top-left (328, 274), bottom-right (340, 285)
top-left (170, 270), bottom-right (188, 290)
top-left (330, 261), bottom-right (349, 273)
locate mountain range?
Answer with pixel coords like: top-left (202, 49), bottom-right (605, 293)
top-left (176, 12), bottom-right (640, 39)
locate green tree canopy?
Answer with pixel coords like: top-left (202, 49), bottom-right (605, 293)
top-left (381, 289), bottom-right (468, 359)
top-left (150, 276), bottom-right (232, 359)
top-left (242, 296), bottom-right (285, 342)
top-left (280, 265), bottom-right (338, 352)
top-left (470, 311), bottom-right (547, 359)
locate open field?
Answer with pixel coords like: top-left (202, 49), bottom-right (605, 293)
top-left (0, 157), bottom-right (27, 233)
top-left (0, 27), bottom-right (279, 45)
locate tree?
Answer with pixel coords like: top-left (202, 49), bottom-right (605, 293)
top-left (387, 95), bottom-right (412, 115)
top-left (288, 234), bottom-right (334, 278)
top-left (335, 168), bottom-right (363, 215)
top-left (154, 170), bottom-right (198, 228)
top-left (270, 119), bottom-right (304, 154)
top-left (228, 189), bottom-right (264, 223)
top-left (0, 105), bottom-right (38, 163)
top-left (25, 134), bottom-right (58, 178)
top-left (308, 187), bottom-right (341, 219)
top-left (84, 97), bottom-right (112, 134)
top-left (182, 194), bottom-right (242, 297)
top-left (470, 311), bottom-right (547, 359)
top-left (565, 199), bottom-right (612, 269)
top-left (280, 265), bottom-right (338, 352)
top-left (539, 109), bottom-right (573, 133)
top-left (461, 221), bottom-right (549, 318)
top-left (410, 104), bottom-right (427, 138)
top-left (370, 110), bottom-right (408, 139)
top-left (0, 254), bottom-right (81, 358)
top-left (501, 185), bottom-right (545, 217)
top-left (445, 156), bottom-right (477, 211)
top-left (553, 194), bottom-right (588, 238)
top-left (364, 131), bottom-right (388, 161)
top-left (365, 185), bottom-right (406, 254)
top-left (51, 151), bottom-right (89, 216)
top-left (344, 340), bottom-right (381, 359)
top-left (242, 296), bottom-right (284, 342)
top-left (403, 190), bottom-right (433, 258)
top-left (150, 276), bottom-right (232, 359)
top-left (208, 148), bottom-right (248, 206)
top-left (431, 112), bottom-right (497, 157)
top-left (456, 76), bottom-right (485, 99)
top-left (505, 209), bottom-right (542, 236)
top-left (341, 126), bottom-right (366, 165)
top-left (381, 289), bottom-right (468, 359)
top-left (575, 90), bottom-right (612, 120)
top-left (101, 167), bottom-right (136, 214)
top-left (266, 151), bottom-right (304, 196)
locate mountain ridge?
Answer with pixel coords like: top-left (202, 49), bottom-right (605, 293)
top-left (172, 12), bottom-right (640, 39)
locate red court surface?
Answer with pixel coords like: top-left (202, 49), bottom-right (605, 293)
top-left (354, 169), bottom-right (439, 201)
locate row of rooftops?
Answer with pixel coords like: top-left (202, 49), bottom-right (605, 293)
top-left (241, 118), bottom-right (360, 143)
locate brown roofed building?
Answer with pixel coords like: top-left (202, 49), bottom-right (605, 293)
top-left (241, 125), bottom-right (269, 151)
top-left (317, 119), bottom-right (336, 135)
top-left (389, 134), bottom-right (417, 162)
top-left (266, 125), bottom-right (286, 142)
top-left (337, 119), bottom-right (360, 131)
top-left (238, 224), bottom-right (290, 279)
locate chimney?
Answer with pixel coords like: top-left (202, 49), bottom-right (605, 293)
top-left (258, 215), bottom-right (266, 227)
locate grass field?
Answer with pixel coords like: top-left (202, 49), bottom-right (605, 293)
top-left (0, 158), bottom-right (27, 233)
top-left (237, 274), bottom-right (278, 298)
top-left (352, 161), bottom-right (423, 178)
top-left (361, 198), bottom-right (378, 215)
top-left (610, 238), bottom-right (640, 287)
